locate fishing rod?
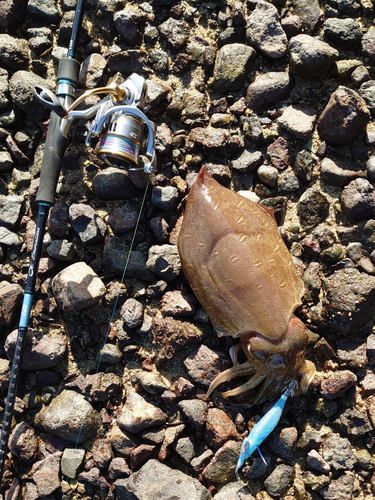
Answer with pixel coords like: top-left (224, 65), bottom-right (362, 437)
top-left (0, 0), bottom-right (156, 484)
top-left (0, 0), bottom-right (86, 483)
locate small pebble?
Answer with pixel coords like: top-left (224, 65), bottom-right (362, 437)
top-left (321, 433), bottom-right (356, 471)
top-left (61, 448), bottom-right (85, 479)
top-left (320, 370), bottom-right (357, 399)
top-left (307, 449), bottom-right (331, 474)
top-left (117, 391), bottom-right (166, 434)
top-left (264, 464), bottom-right (294, 497)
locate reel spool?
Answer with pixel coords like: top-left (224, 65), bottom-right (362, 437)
top-left (97, 114), bottom-right (145, 170)
top-left (34, 73), bottom-right (156, 174)
top-left (88, 73), bottom-right (156, 173)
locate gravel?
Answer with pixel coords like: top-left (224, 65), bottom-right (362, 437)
top-left (1, 2), bottom-right (375, 499)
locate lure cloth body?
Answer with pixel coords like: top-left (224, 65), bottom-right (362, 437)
top-left (178, 167), bottom-right (316, 405)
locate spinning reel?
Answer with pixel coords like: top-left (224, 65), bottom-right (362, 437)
top-left (34, 73), bottom-right (156, 173)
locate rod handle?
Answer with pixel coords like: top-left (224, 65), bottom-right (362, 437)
top-left (35, 113), bottom-right (69, 206)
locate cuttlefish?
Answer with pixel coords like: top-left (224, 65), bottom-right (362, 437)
top-left (177, 167), bottom-right (316, 406)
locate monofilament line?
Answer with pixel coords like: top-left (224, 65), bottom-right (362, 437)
top-left (61, 178), bottom-right (150, 498)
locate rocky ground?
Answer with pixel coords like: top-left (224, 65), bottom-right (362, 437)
top-left (0, 0), bottom-right (375, 498)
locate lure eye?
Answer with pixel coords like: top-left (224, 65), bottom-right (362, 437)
top-left (241, 440), bottom-right (249, 454)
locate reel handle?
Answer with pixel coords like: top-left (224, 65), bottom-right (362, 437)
top-left (33, 86), bottom-right (67, 118)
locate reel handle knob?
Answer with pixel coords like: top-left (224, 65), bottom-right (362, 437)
top-left (33, 86), bottom-right (67, 118)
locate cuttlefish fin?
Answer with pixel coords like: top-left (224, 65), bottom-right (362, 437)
top-left (259, 203), bottom-right (277, 224)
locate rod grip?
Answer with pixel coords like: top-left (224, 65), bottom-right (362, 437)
top-left (35, 113), bottom-right (69, 205)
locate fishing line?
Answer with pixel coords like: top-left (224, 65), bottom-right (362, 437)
top-left (96, 177), bottom-right (150, 375)
top-left (61, 178), bottom-right (150, 496)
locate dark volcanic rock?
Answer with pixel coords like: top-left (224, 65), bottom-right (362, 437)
top-left (69, 203), bottom-right (107, 244)
top-left (322, 268), bottom-right (375, 335)
top-left (5, 329), bottom-right (67, 370)
top-left (0, 0), bottom-right (27, 28)
top-left (359, 80), bottom-right (375, 117)
top-left (212, 43), bottom-right (256, 92)
top-left (321, 158), bottom-right (365, 187)
top-left (107, 201), bottom-right (140, 236)
top-left (184, 345), bottom-right (222, 388)
top-left (323, 18), bottom-right (362, 48)
top-left (289, 34), bottom-right (339, 78)
top-left (0, 34), bottom-right (29, 71)
top-left (231, 149), bottom-right (263, 174)
top-left (114, 7), bottom-right (146, 46)
top-left (334, 407), bottom-right (373, 437)
top-left (340, 178), bottom-right (375, 221)
top-left (115, 459), bottom-right (210, 499)
top-left (246, 72), bottom-right (294, 111)
top-left (48, 200), bottom-right (69, 239)
top-left (298, 187), bottom-right (330, 229)
top-left (0, 195), bottom-right (23, 230)
top-left (103, 236), bottom-right (155, 281)
top-left (264, 464), bottom-right (294, 497)
top-left (178, 399), bottom-right (208, 431)
top-left (158, 18), bottom-right (189, 52)
top-left (27, 0), bottom-right (61, 24)
top-left (321, 473), bottom-right (355, 500)
top-left (35, 390), bottom-right (101, 443)
top-left (10, 71), bottom-right (51, 118)
top-left (246, 2), bottom-right (288, 58)
top-left (266, 427), bottom-right (298, 460)
top-left (146, 244), bottom-right (181, 281)
top-left (362, 26), bottom-right (375, 60)
top-left (92, 168), bottom-right (139, 201)
top-left (289, 0), bottom-right (321, 33)
top-left (267, 137), bottom-right (290, 170)
top-left (320, 370), bottom-right (357, 399)
top-left (189, 127), bottom-right (229, 148)
top-left (317, 87), bottom-right (370, 146)
top-left (9, 422), bottom-right (39, 464)
top-left (202, 440), bottom-right (241, 485)
top-left (321, 433), bottom-right (356, 471)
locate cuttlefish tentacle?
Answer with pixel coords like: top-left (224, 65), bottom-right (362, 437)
top-left (221, 369), bottom-right (269, 398)
top-left (205, 362), bottom-right (254, 399)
